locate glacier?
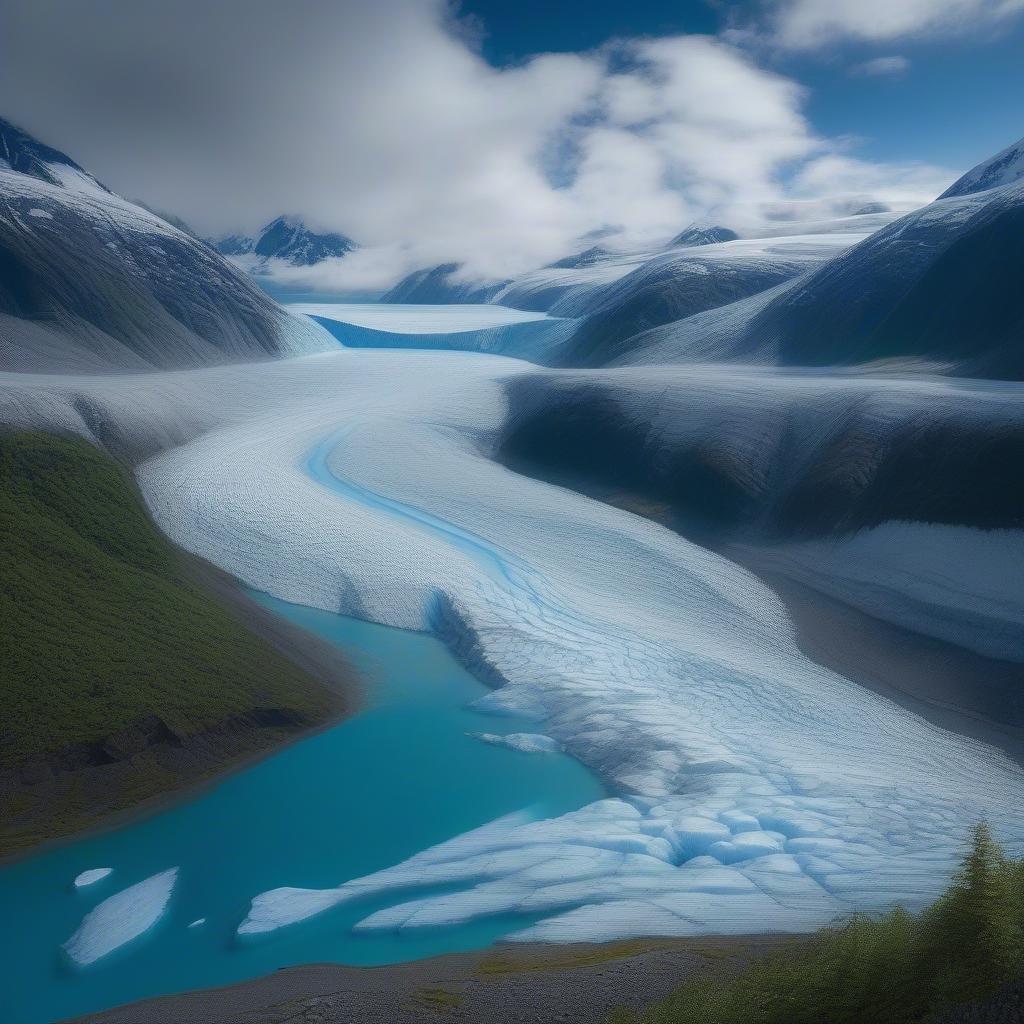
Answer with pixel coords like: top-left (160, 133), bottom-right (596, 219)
top-left (63, 868), bottom-right (178, 966)
top-left (291, 303), bottom-right (552, 334)
top-left (4, 346), bottom-right (1023, 947)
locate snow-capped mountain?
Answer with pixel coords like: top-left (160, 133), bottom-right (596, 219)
top-left (381, 262), bottom-right (509, 304)
top-left (939, 135), bottom-right (1024, 199)
top-left (0, 116), bottom-right (108, 193)
top-left (667, 224), bottom-right (738, 247)
top-left (0, 118), bottom-right (330, 372)
top-left (553, 233), bottom-right (857, 367)
top-left (215, 215), bottom-right (356, 268)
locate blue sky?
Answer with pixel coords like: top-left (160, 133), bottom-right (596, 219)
top-left (5, 0), bottom-right (1023, 287)
top-left (463, 0), bottom-right (1024, 174)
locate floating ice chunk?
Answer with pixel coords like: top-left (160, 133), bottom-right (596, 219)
top-left (471, 732), bottom-right (562, 754)
top-left (28, 208), bottom-right (53, 219)
top-left (187, 918), bottom-right (206, 929)
top-left (238, 887), bottom-right (348, 938)
top-left (63, 868), bottom-right (178, 966)
top-left (73, 868), bottom-right (113, 888)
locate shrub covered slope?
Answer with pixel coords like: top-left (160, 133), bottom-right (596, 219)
top-left (0, 431), bottom-right (339, 852)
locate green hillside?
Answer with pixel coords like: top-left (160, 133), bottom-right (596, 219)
top-left (0, 431), bottom-right (341, 853)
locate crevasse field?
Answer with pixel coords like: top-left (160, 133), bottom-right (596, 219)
top-left (3, 303), bottom-right (1024, 999)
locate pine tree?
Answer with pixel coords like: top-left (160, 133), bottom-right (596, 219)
top-left (916, 821), bottom-right (1019, 1007)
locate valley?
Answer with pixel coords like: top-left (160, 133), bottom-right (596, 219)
top-left (1, 111), bottom-right (1023, 1023)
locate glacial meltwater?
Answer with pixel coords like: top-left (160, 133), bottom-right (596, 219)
top-left (0, 597), bottom-right (603, 1024)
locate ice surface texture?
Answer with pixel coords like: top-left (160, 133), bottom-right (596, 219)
top-left (64, 869), bottom-right (178, 966)
top-left (5, 348), bottom-right (1022, 946)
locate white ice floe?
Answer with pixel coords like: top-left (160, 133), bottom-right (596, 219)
top-left (187, 918), bottom-right (206, 929)
top-left (471, 732), bottom-right (562, 754)
top-left (4, 347), bottom-right (1023, 946)
top-left (73, 868), bottom-right (113, 889)
top-left (63, 868), bottom-right (178, 966)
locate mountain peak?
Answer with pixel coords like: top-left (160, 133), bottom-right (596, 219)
top-left (669, 224), bottom-right (738, 248)
top-left (0, 116), bottom-right (108, 193)
top-left (219, 215), bottom-right (357, 267)
top-left (939, 136), bottom-right (1024, 200)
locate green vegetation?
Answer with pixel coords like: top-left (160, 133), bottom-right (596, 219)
top-left (409, 987), bottom-right (464, 1013)
top-left (0, 431), bottom-right (338, 851)
top-left (478, 940), bottom-right (677, 976)
top-left (617, 823), bottom-right (1024, 1024)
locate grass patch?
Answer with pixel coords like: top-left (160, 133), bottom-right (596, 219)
top-left (410, 986), bottom-right (464, 1012)
top-left (0, 431), bottom-right (338, 849)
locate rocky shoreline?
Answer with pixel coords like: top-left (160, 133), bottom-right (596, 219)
top-left (65, 936), bottom-right (795, 1024)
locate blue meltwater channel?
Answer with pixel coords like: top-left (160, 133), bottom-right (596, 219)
top-left (0, 597), bottom-right (604, 1023)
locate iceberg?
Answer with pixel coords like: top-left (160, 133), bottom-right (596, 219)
top-left (63, 868), bottom-right (178, 966)
top-left (470, 732), bottom-right (562, 754)
top-left (73, 868), bottom-right (113, 889)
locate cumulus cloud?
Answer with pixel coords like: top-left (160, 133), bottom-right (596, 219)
top-left (850, 56), bottom-right (912, 76)
top-left (767, 0), bottom-right (1024, 49)
top-left (789, 153), bottom-right (953, 205)
top-left (1, 0), bottom-right (954, 289)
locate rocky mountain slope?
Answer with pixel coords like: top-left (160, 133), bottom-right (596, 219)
top-left (0, 118), bottom-right (331, 372)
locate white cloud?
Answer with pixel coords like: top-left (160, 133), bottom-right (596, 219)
top-left (850, 56), bottom-right (912, 76)
top-left (2, 0), bottom-right (957, 290)
top-left (790, 153), bottom-right (953, 204)
top-left (768, 0), bottom-right (1024, 49)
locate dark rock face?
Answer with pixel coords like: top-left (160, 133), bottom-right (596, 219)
top-left (381, 262), bottom-right (509, 304)
top-left (546, 246), bottom-right (613, 269)
top-left (555, 254), bottom-right (809, 368)
top-left (499, 372), bottom-right (1024, 545)
top-left (0, 116), bottom-right (107, 191)
top-left (766, 190), bottom-right (1024, 377)
top-left (0, 188), bottom-right (288, 368)
top-left (668, 225), bottom-right (738, 247)
top-left (0, 119), bottom-right (319, 371)
top-left (249, 216), bottom-right (356, 265)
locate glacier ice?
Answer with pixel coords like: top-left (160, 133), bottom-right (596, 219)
top-left (289, 303), bottom-right (551, 335)
top-left (73, 868), bottom-right (113, 889)
top-left (471, 732), bottom-right (562, 754)
top-left (3, 348), bottom-right (1023, 946)
top-left (63, 868), bottom-right (178, 966)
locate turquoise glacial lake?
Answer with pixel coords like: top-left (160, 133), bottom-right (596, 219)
top-left (0, 595), bottom-right (604, 1024)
